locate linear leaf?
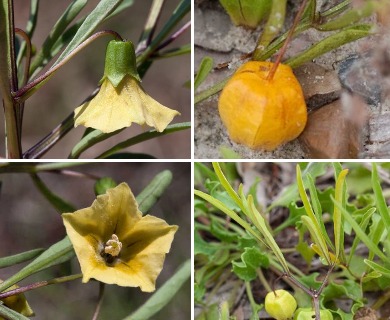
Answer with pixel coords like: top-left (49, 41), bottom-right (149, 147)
top-left (194, 190), bottom-right (265, 246)
top-left (296, 165), bottom-right (330, 264)
top-left (347, 207), bottom-right (375, 265)
top-left (372, 164), bottom-right (390, 232)
top-left (0, 248), bottom-right (45, 269)
top-left (335, 198), bottom-right (390, 264)
top-left (96, 122), bottom-right (190, 159)
top-left (212, 162), bottom-right (243, 212)
top-left (364, 259), bottom-right (390, 278)
top-left (301, 216), bottom-right (331, 265)
top-left (124, 259), bottom-right (190, 320)
top-left (334, 169), bottom-right (348, 259)
top-left (30, 0), bottom-right (88, 74)
top-left (0, 237), bottom-right (74, 293)
top-left (54, 0), bottom-right (123, 66)
top-left (30, 173), bottom-right (76, 213)
top-left (194, 56), bottom-right (213, 91)
top-left (136, 170), bottom-right (172, 214)
top-left (0, 303), bottom-right (29, 320)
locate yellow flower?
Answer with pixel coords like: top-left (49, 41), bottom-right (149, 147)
top-left (74, 75), bottom-right (180, 133)
top-left (62, 182), bottom-right (178, 292)
top-left (74, 40), bottom-right (180, 133)
top-left (0, 280), bottom-right (34, 319)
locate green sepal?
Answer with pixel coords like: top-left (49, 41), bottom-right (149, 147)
top-left (102, 40), bottom-right (141, 87)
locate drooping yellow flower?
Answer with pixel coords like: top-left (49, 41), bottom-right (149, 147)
top-left (0, 280), bottom-right (34, 319)
top-left (62, 182), bottom-right (178, 292)
top-left (74, 40), bottom-right (180, 133)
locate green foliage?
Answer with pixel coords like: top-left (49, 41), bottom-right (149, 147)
top-left (0, 163), bottom-right (188, 319)
top-left (0, 1), bottom-right (190, 159)
top-left (195, 162), bottom-right (390, 319)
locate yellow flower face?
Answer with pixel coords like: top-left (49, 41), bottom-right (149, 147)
top-left (74, 76), bottom-right (180, 133)
top-left (62, 183), bottom-right (178, 292)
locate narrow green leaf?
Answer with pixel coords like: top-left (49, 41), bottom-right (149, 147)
top-left (0, 248), bottom-right (45, 269)
top-left (286, 24), bottom-right (372, 68)
top-left (141, 0), bottom-right (190, 57)
top-left (318, 1), bottom-right (375, 31)
top-left (30, 173), bottom-right (76, 213)
top-left (306, 174), bottom-right (333, 250)
top-left (194, 56), bottom-right (213, 91)
top-left (335, 198), bottom-right (390, 264)
top-left (247, 196), bottom-right (289, 273)
top-left (347, 207), bottom-right (375, 265)
top-left (54, 0), bottom-right (123, 66)
top-left (108, 0), bottom-right (134, 17)
top-left (136, 170), bottom-right (172, 214)
top-left (194, 162), bottom-right (217, 182)
top-left (0, 237), bottom-right (74, 293)
top-left (364, 259), bottom-right (390, 278)
top-left (212, 162), bottom-right (243, 212)
top-left (269, 163), bottom-right (328, 210)
top-left (296, 165), bottom-right (330, 265)
top-left (137, 0), bottom-right (164, 49)
top-left (30, 0), bottom-right (88, 74)
top-left (372, 163), bottom-right (390, 232)
top-left (194, 190), bottom-right (264, 246)
top-left (0, 303), bottom-right (29, 320)
top-left (124, 259), bottom-right (190, 320)
top-left (301, 216), bottom-right (331, 265)
top-left (96, 122), bottom-right (191, 159)
top-left (334, 169), bottom-right (348, 259)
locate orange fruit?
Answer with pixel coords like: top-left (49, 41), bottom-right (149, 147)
top-left (218, 61), bottom-right (307, 151)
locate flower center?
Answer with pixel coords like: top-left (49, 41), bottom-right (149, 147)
top-left (104, 234), bottom-right (122, 257)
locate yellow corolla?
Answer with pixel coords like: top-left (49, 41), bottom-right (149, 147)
top-left (218, 61), bottom-right (307, 151)
top-left (74, 40), bottom-right (180, 133)
top-left (62, 182), bottom-right (178, 292)
top-left (0, 281), bottom-right (34, 319)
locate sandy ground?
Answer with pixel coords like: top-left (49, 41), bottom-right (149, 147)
top-left (194, 0), bottom-right (389, 159)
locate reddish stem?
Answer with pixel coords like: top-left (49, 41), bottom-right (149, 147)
top-left (267, 0), bottom-right (309, 81)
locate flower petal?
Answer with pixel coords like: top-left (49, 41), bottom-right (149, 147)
top-left (62, 183), bottom-right (141, 241)
top-left (74, 76), bottom-right (180, 133)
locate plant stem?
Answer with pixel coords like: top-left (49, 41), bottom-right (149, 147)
top-left (245, 281), bottom-right (259, 319)
top-left (13, 30), bottom-right (122, 103)
top-left (91, 282), bottom-right (105, 320)
top-left (0, 0), bottom-right (21, 158)
top-left (256, 268), bottom-right (272, 292)
top-left (266, 0), bottom-right (309, 80)
top-left (0, 274), bottom-right (82, 300)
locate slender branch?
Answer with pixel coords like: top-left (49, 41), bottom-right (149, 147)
top-left (14, 28), bottom-right (31, 87)
top-left (155, 20), bottom-right (190, 51)
top-left (0, 0), bottom-right (21, 158)
top-left (0, 274), bottom-right (82, 300)
top-left (266, 0), bottom-right (309, 80)
top-left (137, 0), bottom-right (165, 53)
top-left (13, 30), bottom-right (122, 102)
top-left (14, 28), bottom-right (32, 135)
top-left (91, 282), bottom-right (105, 320)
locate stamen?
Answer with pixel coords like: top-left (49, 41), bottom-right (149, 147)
top-left (104, 234), bottom-right (122, 257)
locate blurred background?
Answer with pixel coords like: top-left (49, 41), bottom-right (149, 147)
top-left (0, 0), bottom-right (191, 159)
top-left (0, 162), bottom-right (191, 319)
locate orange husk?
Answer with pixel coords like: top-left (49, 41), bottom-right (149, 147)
top-left (218, 61), bottom-right (307, 151)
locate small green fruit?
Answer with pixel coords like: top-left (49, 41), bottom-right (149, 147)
top-left (293, 308), bottom-right (333, 320)
top-left (265, 289), bottom-right (297, 320)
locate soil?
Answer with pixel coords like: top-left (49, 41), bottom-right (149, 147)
top-left (194, 0), bottom-right (390, 159)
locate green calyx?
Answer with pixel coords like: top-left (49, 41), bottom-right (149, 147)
top-left (102, 40), bottom-right (141, 87)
